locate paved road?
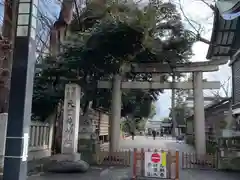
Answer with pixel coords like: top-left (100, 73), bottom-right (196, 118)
top-left (120, 136), bottom-right (194, 152)
top-left (103, 136), bottom-right (240, 180)
top-left (27, 136), bottom-right (240, 180)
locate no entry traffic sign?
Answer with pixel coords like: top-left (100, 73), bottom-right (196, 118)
top-left (144, 152), bottom-right (167, 178)
top-left (151, 153), bottom-right (160, 163)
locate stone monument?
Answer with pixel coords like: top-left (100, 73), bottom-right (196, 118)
top-left (61, 83), bottom-right (81, 160)
top-left (44, 84), bottom-right (89, 173)
top-left (78, 102), bottom-right (99, 163)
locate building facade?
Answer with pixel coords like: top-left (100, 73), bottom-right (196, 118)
top-left (203, 8), bottom-right (240, 169)
top-left (206, 8), bottom-right (240, 134)
top-left (185, 96), bottom-right (219, 116)
top-left (145, 120), bottom-right (172, 135)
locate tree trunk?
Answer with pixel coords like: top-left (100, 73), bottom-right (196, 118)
top-left (53, 101), bottom-right (64, 154)
top-left (0, 1), bottom-right (17, 113)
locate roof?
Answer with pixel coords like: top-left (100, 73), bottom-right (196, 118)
top-left (206, 8), bottom-right (239, 60)
top-left (186, 97), bottom-right (231, 120)
top-left (204, 97), bottom-right (231, 112)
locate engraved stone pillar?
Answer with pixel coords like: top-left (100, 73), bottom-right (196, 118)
top-left (110, 74), bottom-right (122, 152)
top-left (61, 83), bottom-right (81, 159)
top-left (193, 72), bottom-right (206, 155)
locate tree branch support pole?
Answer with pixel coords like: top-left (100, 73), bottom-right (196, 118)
top-left (3, 1), bottom-right (39, 180)
top-left (193, 72), bottom-right (206, 155)
top-left (109, 74), bottom-right (122, 153)
top-left (171, 73), bottom-right (177, 137)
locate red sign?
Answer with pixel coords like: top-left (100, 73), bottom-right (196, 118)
top-left (151, 153), bottom-right (160, 163)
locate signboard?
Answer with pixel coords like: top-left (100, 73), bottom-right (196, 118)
top-left (145, 152), bottom-right (167, 178)
top-left (151, 153), bottom-right (160, 163)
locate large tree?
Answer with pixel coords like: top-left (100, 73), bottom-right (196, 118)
top-left (32, 0), bottom-right (194, 120)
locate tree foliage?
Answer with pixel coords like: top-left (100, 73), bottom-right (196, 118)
top-left (121, 116), bottom-right (146, 133)
top-left (32, 0), bottom-right (194, 120)
top-left (148, 103), bottom-right (157, 119)
top-left (169, 89), bottom-right (187, 126)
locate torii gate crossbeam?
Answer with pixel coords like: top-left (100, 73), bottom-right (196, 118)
top-left (97, 81), bottom-right (220, 89)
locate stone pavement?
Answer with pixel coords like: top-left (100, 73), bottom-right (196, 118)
top-left (180, 169), bottom-right (240, 180)
top-left (99, 136), bottom-right (240, 180)
top-left (27, 166), bottom-right (131, 180)
top-left (3, 136), bottom-right (240, 179)
top-left (26, 166), bottom-right (240, 180)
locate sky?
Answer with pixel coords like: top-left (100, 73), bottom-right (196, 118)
top-left (153, 0), bottom-right (232, 120)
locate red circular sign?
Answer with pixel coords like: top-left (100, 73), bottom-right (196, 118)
top-left (151, 153), bottom-right (160, 163)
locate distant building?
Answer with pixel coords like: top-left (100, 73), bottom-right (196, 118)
top-left (145, 120), bottom-right (161, 135)
top-left (145, 120), bottom-right (172, 135)
top-left (185, 96), bottom-right (220, 116)
top-left (186, 98), bottom-right (232, 152)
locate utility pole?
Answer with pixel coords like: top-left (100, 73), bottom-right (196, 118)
top-left (3, 1), bottom-right (39, 180)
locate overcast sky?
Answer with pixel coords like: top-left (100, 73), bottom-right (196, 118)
top-left (0, 0), bottom-right (232, 120)
top-left (153, 0), bottom-right (232, 120)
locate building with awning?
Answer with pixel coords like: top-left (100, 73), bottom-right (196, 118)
top-left (206, 4), bottom-right (240, 169)
top-left (206, 6), bottom-right (240, 129)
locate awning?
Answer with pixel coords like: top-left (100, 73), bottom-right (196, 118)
top-left (206, 8), bottom-right (239, 60)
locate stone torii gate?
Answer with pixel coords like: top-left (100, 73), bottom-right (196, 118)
top-left (98, 60), bottom-right (227, 155)
top-left (53, 0), bottom-right (228, 158)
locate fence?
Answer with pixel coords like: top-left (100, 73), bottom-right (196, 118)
top-left (94, 148), bottom-right (179, 180)
top-left (181, 152), bottom-right (217, 170)
top-left (94, 150), bottom-right (131, 166)
top-left (28, 121), bottom-right (53, 161)
top-left (0, 114), bottom-right (53, 169)
top-left (132, 148), bottom-right (179, 180)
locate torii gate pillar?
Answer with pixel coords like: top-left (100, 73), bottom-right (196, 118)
top-left (193, 72), bottom-right (206, 155)
top-left (109, 74), bottom-right (122, 152)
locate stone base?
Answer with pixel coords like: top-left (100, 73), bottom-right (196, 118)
top-left (43, 153), bottom-right (90, 173)
top-left (44, 160), bottom-right (89, 173)
top-left (49, 153), bottom-right (81, 162)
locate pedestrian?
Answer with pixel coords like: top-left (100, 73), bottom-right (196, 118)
top-left (152, 130), bottom-right (156, 140)
top-left (131, 131), bottom-right (135, 140)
